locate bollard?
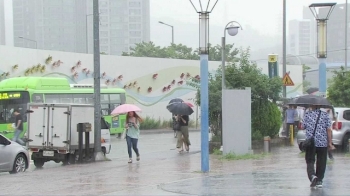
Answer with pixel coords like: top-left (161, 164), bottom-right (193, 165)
top-left (77, 122), bottom-right (92, 163)
top-left (290, 124), bottom-right (294, 146)
top-left (264, 136), bottom-right (271, 153)
top-left (348, 139), bottom-right (350, 152)
top-left (77, 124), bottom-right (84, 163)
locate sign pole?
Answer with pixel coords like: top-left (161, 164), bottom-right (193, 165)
top-left (268, 54), bottom-right (278, 78)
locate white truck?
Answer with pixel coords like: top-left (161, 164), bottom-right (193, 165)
top-left (26, 103), bottom-right (111, 168)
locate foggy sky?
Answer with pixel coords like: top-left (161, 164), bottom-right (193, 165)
top-left (2, 0), bottom-right (347, 59)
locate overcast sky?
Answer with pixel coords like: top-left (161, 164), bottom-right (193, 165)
top-left (3, 0), bottom-right (347, 54)
top-left (150, 0), bottom-right (346, 50)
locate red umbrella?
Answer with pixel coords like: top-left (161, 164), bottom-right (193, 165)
top-left (185, 102), bottom-right (194, 107)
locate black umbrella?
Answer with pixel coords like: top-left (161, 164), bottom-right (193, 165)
top-left (287, 98), bottom-right (297, 105)
top-left (166, 102), bottom-right (194, 115)
top-left (294, 94), bottom-right (331, 107)
top-left (306, 87), bottom-right (319, 94)
top-left (168, 98), bottom-right (183, 105)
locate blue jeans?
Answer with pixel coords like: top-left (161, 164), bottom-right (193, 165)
top-left (126, 136), bottom-right (139, 158)
top-left (12, 129), bottom-right (25, 146)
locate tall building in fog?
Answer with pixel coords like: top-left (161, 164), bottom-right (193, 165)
top-left (12, 0), bottom-right (150, 55)
top-left (0, 0), bottom-right (5, 45)
top-left (288, 19), bottom-right (316, 56)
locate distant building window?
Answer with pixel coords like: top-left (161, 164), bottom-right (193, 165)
top-left (129, 9), bottom-right (141, 15)
top-left (129, 24), bottom-right (141, 30)
top-left (129, 1), bottom-right (141, 7)
top-left (129, 31), bottom-right (141, 37)
top-left (129, 16), bottom-right (141, 23)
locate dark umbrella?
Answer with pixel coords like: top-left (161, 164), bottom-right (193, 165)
top-left (306, 87), bottom-right (319, 95)
top-left (168, 98), bottom-right (183, 105)
top-left (166, 102), bottom-right (194, 115)
top-left (294, 94), bottom-right (331, 107)
top-left (287, 98), bottom-right (297, 105)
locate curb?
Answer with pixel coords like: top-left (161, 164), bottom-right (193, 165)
top-left (141, 129), bottom-right (200, 135)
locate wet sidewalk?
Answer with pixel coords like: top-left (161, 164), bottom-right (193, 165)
top-left (1, 131), bottom-right (350, 196)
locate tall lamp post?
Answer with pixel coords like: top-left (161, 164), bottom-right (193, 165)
top-left (93, 0), bottom-right (104, 161)
top-left (309, 3), bottom-right (337, 97)
top-left (159, 21), bottom-right (174, 44)
top-left (221, 21), bottom-right (242, 148)
top-left (189, 0), bottom-right (218, 172)
top-left (346, 0), bottom-right (348, 70)
top-left (18, 36), bottom-right (37, 49)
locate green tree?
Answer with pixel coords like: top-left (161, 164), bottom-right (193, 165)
top-left (122, 41), bottom-right (238, 61)
top-left (192, 48), bottom-right (283, 140)
top-left (302, 64), bottom-right (311, 94)
top-left (327, 66), bottom-right (350, 107)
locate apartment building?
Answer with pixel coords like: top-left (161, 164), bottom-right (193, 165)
top-left (12, 0), bottom-right (150, 55)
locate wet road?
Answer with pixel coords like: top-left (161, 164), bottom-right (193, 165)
top-left (1, 130), bottom-right (350, 196)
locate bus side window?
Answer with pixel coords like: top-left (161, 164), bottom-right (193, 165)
top-left (60, 94), bottom-right (73, 103)
top-left (45, 94), bottom-right (60, 103)
top-left (32, 94), bottom-right (44, 103)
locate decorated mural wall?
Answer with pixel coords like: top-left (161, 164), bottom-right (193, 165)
top-left (0, 45), bottom-right (302, 121)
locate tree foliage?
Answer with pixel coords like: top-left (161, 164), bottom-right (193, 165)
top-left (327, 66), bottom-right (350, 107)
top-left (193, 48), bottom-right (283, 139)
top-left (122, 41), bottom-right (238, 61)
top-left (302, 64), bottom-right (312, 94)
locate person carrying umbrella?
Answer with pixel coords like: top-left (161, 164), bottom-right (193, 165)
top-left (284, 105), bottom-right (297, 138)
top-left (174, 114), bottom-right (190, 152)
top-left (296, 95), bottom-right (335, 188)
top-left (166, 101), bottom-right (194, 153)
top-left (111, 104), bottom-right (143, 163)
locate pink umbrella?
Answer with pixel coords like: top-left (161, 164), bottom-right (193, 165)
top-left (185, 102), bottom-right (194, 107)
top-left (111, 104), bottom-right (141, 115)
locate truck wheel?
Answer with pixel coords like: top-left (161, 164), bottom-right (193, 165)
top-left (9, 154), bottom-right (27, 174)
top-left (33, 160), bottom-right (45, 168)
top-left (342, 133), bottom-right (350, 152)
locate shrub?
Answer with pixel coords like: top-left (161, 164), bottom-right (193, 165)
top-left (140, 116), bottom-right (161, 130)
top-left (251, 100), bottom-right (282, 140)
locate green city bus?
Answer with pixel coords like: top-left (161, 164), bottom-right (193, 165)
top-left (0, 77), bottom-right (126, 139)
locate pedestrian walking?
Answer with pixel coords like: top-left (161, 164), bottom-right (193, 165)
top-left (124, 111), bottom-right (142, 163)
top-left (12, 109), bottom-right (25, 146)
top-left (302, 105), bottom-right (335, 188)
top-left (326, 108), bottom-right (337, 160)
top-left (293, 106), bottom-right (301, 133)
top-left (285, 105), bottom-right (297, 138)
top-left (172, 113), bottom-right (178, 138)
top-left (176, 114), bottom-right (191, 153)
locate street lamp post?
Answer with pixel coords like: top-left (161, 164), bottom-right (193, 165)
top-left (18, 36), bottom-right (37, 49)
top-left (346, 0), bottom-right (348, 70)
top-left (309, 3), bottom-right (337, 97)
top-left (92, 0), bottom-right (104, 161)
top-left (221, 21), bottom-right (242, 148)
top-left (189, 0), bottom-right (218, 173)
top-left (86, 13), bottom-right (94, 53)
top-left (158, 21), bottom-right (174, 44)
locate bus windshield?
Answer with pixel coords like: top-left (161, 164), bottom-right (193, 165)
top-left (0, 92), bottom-right (30, 123)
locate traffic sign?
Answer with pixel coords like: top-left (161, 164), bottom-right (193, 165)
top-left (282, 73), bottom-right (294, 86)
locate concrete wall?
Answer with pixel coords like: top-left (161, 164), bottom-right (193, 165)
top-left (0, 46), bottom-right (303, 121)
